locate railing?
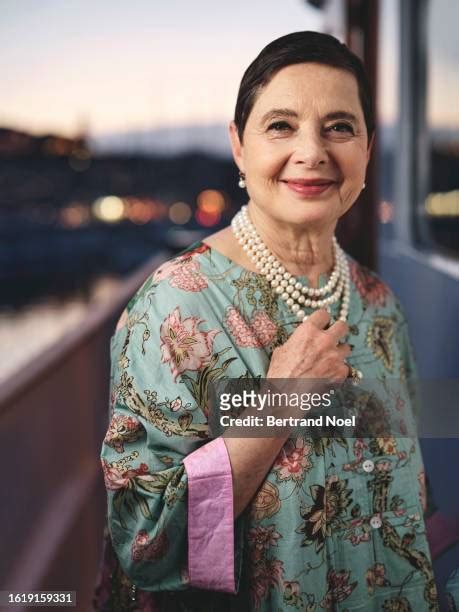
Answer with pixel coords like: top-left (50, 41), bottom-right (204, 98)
top-left (0, 252), bottom-right (168, 612)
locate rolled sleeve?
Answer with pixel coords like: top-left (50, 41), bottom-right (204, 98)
top-left (183, 437), bottom-right (236, 593)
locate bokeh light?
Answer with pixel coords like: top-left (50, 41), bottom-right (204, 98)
top-left (195, 189), bottom-right (225, 226)
top-left (92, 196), bottom-right (125, 223)
top-left (195, 208), bottom-right (221, 227)
top-left (60, 203), bottom-right (91, 228)
top-left (197, 189), bottom-right (225, 214)
top-left (425, 190), bottom-right (459, 216)
top-left (125, 197), bottom-right (153, 224)
top-left (169, 201), bottom-right (192, 225)
top-left (378, 200), bottom-right (394, 224)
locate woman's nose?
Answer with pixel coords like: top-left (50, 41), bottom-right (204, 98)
top-left (292, 131), bottom-right (328, 167)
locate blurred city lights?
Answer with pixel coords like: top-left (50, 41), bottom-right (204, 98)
top-left (197, 189), bottom-right (225, 214)
top-left (425, 190), bottom-right (459, 216)
top-left (92, 195), bottom-right (125, 223)
top-left (125, 197), bottom-right (155, 224)
top-left (378, 200), bottom-right (394, 224)
top-left (60, 204), bottom-right (91, 228)
top-left (169, 201), bottom-right (192, 225)
top-left (195, 208), bottom-right (221, 226)
top-left (195, 189), bottom-right (225, 226)
top-left (43, 137), bottom-right (74, 157)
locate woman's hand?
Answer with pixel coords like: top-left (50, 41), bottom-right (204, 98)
top-left (225, 310), bottom-right (351, 519)
top-left (267, 308), bottom-right (351, 382)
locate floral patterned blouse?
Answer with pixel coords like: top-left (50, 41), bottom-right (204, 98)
top-left (97, 240), bottom-right (439, 611)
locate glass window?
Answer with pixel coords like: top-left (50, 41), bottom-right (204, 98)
top-left (423, 0), bottom-right (459, 256)
top-left (376, 0), bottom-right (399, 241)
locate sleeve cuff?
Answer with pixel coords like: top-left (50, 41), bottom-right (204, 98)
top-left (183, 437), bottom-right (236, 593)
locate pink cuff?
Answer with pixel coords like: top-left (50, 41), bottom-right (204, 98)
top-left (183, 437), bottom-right (235, 593)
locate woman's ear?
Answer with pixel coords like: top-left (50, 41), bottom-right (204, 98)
top-left (229, 121), bottom-right (244, 173)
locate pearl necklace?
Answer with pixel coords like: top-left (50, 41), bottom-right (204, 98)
top-left (231, 205), bottom-right (351, 324)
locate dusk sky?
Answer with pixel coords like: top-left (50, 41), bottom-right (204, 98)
top-left (0, 0), bottom-right (322, 137)
top-left (1, 0), bottom-right (456, 141)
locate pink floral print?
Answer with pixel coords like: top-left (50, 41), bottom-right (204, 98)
top-left (103, 413), bottom-right (143, 453)
top-left (160, 306), bottom-right (219, 380)
top-left (153, 253), bottom-right (208, 292)
top-left (251, 559), bottom-right (284, 610)
top-left (225, 306), bottom-right (277, 348)
top-left (273, 436), bottom-right (312, 482)
top-left (366, 563), bottom-right (389, 594)
top-left (320, 568), bottom-right (358, 608)
top-left (248, 525), bottom-right (282, 562)
top-left (349, 260), bottom-right (390, 307)
top-left (101, 459), bottom-right (155, 491)
top-left (248, 525), bottom-right (284, 609)
top-left (131, 530), bottom-right (169, 562)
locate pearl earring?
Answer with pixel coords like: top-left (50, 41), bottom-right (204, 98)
top-left (362, 182), bottom-right (366, 189)
top-left (238, 172), bottom-right (246, 189)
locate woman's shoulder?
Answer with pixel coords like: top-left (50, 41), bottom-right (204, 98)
top-left (347, 254), bottom-right (405, 316)
top-left (113, 241), bottom-right (216, 334)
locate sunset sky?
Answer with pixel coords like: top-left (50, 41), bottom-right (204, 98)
top-left (0, 0), bottom-right (321, 137)
top-left (1, 0), bottom-right (457, 140)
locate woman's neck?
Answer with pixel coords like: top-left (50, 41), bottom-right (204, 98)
top-left (246, 203), bottom-right (336, 288)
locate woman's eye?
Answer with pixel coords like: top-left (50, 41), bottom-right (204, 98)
top-left (267, 121), bottom-right (292, 132)
top-left (328, 122), bottom-right (354, 134)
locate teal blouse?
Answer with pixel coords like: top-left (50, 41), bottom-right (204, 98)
top-left (99, 240), bottom-right (439, 611)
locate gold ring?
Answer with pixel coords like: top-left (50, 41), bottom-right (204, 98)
top-left (347, 364), bottom-right (363, 385)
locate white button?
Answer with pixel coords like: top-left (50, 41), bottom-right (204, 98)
top-left (370, 515), bottom-right (382, 529)
top-left (363, 460), bottom-right (375, 473)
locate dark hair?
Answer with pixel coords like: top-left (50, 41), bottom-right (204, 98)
top-left (234, 31), bottom-right (374, 143)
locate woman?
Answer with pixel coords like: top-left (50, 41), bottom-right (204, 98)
top-left (96, 32), bottom-right (438, 611)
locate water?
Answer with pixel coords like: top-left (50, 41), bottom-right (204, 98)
top-left (0, 276), bottom-right (122, 385)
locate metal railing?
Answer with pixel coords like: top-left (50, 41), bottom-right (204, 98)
top-left (0, 252), bottom-right (168, 611)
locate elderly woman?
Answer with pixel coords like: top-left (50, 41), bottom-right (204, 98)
top-left (97, 32), bottom-right (438, 611)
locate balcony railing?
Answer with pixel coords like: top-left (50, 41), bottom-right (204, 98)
top-left (0, 252), bottom-right (167, 611)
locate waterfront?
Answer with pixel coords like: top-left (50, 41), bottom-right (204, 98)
top-left (0, 276), bottom-right (122, 385)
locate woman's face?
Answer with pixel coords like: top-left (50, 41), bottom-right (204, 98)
top-left (230, 63), bottom-right (373, 231)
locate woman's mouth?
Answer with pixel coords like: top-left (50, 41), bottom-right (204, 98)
top-left (281, 179), bottom-right (336, 197)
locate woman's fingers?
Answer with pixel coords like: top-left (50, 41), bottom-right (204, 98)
top-left (326, 319), bottom-right (349, 343)
top-left (303, 309), bottom-right (348, 337)
top-left (291, 309), bottom-right (350, 352)
top-left (300, 309), bottom-right (349, 344)
top-left (305, 308), bottom-right (332, 330)
top-left (267, 308), bottom-right (353, 381)
top-left (336, 342), bottom-right (352, 359)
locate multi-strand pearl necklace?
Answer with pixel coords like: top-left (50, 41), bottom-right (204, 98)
top-left (231, 205), bottom-right (351, 324)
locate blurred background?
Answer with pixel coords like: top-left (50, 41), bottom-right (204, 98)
top-left (0, 0), bottom-right (323, 380)
top-left (0, 0), bottom-right (458, 610)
